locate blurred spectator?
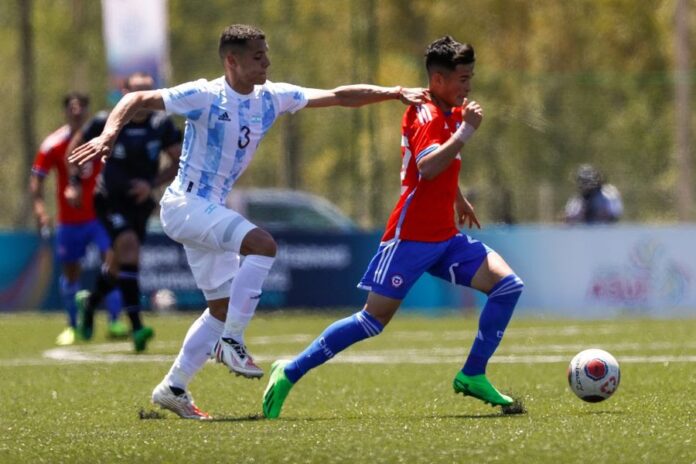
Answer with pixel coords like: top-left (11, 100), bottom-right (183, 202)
top-left (564, 164), bottom-right (623, 224)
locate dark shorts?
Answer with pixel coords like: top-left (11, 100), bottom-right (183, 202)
top-left (94, 191), bottom-right (156, 242)
top-left (358, 234), bottom-right (492, 300)
top-left (55, 219), bottom-right (111, 263)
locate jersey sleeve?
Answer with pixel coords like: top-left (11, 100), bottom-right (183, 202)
top-left (408, 105), bottom-right (447, 163)
top-left (31, 140), bottom-right (54, 177)
top-left (161, 79), bottom-right (212, 117)
top-left (268, 82), bottom-right (308, 115)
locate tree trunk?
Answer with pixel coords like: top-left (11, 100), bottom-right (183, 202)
top-left (674, 0), bottom-right (692, 221)
top-left (365, 0), bottom-right (382, 226)
top-left (279, 0), bottom-right (301, 190)
top-left (17, 0), bottom-right (35, 228)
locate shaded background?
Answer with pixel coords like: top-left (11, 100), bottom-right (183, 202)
top-left (1, 0), bottom-right (694, 230)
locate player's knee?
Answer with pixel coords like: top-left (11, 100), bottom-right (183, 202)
top-left (259, 235), bottom-right (277, 257)
top-left (207, 302), bottom-right (228, 321)
top-left (509, 274), bottom-right (524, 292)
top-left (114, 230), bottom-right (140, 260)
top-left (241, 228), bottom-right (277, 257)
top-left (488, 273), bottom-right (524, 299)
top-left (357, 308), bottom-right (386, 335)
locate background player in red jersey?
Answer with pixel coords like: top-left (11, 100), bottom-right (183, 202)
top-left (30, 92), bottom-right (126, 346)
top-left (263, 36), bottom-right (525, 418)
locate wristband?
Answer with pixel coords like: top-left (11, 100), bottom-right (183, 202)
top-left (453, 122), bottom-right (476, 144)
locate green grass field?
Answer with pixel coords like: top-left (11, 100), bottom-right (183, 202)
top-left (1, 312), bottom-right (695, 463)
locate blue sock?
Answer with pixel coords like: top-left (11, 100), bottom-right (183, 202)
top-left (105, 289), bottom-right (123, 323)
top-left (462, 274), bottom-right (524, 376)
top-left (59, 276), bottom-right (80, 328)
top-left (284, 309), bottom-right (384, 384)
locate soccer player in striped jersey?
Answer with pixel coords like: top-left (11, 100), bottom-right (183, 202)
top-left (30, 92), bottom-right (126, 346)
top-left (263, 36), bottom-right (525, 419)
top-left (69, 24), bottom-right (427, 420)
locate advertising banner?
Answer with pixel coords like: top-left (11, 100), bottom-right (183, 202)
top-left (469, 225), bottom-right (696, 318)
top-left (1, 226), bottom-right (694, 318)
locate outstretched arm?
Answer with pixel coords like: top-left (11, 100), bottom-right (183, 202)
top-left (304, 85), bottom-right (428, 108)
top-left (68, 90), bottom-right (165, 165)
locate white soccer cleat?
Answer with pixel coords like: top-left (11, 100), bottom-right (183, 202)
top-left (212, 337), bottom-right (264, 379)
top-left (151, 382), bottom-right (211, 420)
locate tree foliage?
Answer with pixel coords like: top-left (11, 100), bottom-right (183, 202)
top-left (1, 0), bottom-right (693, 228)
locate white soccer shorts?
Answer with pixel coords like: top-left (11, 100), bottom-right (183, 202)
top-left (160, 187), bottom-right (256, 300)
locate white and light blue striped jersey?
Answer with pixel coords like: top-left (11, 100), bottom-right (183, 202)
top-left (161, 77), bottom-right (308, 204)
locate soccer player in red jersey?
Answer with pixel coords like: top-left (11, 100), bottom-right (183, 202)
top-left (30, 93), bottom-right (126, 346)
top-left (263, 36), bottom-right (525, 418)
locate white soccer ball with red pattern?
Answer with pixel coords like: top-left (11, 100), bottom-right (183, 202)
top-left (567, 349), bottom-right (620, 402)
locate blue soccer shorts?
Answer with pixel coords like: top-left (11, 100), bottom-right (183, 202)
top-left (357, 233), bottom-right (492, 300)
top-left (55, 219), bottom-right (111, 264)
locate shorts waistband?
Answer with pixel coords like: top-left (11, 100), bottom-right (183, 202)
top-left (168, 178), bottom-right (225, 205)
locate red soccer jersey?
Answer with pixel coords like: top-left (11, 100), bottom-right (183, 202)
top-left (382, 102), bottom-right (462, 242)
top-left (31, 125), bottom-right (101, 225)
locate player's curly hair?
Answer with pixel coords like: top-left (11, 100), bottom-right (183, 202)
top-left (219, 24), bottom-right (266, 59)
top-left (425, 36), bottom-right (475, 73)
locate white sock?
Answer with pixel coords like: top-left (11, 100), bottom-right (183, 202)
top-left (164, 308), bottom-right (223, 390)
top-left (222, 255), bottom-right (275, 342)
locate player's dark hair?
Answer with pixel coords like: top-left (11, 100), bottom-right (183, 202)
top-left (218, 24), bottom-right (266, 59)
top-left (425, 36), bottom-right (475, 74)
top-left (124, 72), bottom-right (154, 90)
top-left (62, 91), bottom-right (89, 108)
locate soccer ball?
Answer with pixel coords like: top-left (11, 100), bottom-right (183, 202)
top-left (567, 348), bottom-right (620, 402)
top-left (150, 288), bottom-right (177, 313)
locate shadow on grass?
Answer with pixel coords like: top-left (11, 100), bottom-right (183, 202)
top-left (138, 408), bottom-right (264, 422)
top-left (579, 410), bottom-right (625, 416)
top-left (139, 403), bottom-right (528, 422)
top-left (210, 413), bottom-right (265, 422)
top-left (437, 413), bottom-right (521, 420)
top-left (254, 410), bottom-right (527, 422)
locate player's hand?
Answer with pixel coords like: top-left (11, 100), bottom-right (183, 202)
top-left (462, 99), bottom-right (483, 129)
top-left (129, 179), bottom-right (152, 204)
top-left (64, 184), bottom-right (82, 208)
top-left (68, 135), bottom-right (114, 166)
top-left (398, 87), bottom-right (429, 105)
top-left (456, 196), bottom-right (481, 229)
top-left (36, 211), bottom-right (51, 231)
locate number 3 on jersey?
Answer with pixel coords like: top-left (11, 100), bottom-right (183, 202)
top-left (238, 126), bottom-right (250, 149)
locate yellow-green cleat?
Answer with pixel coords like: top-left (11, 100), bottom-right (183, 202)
top-left (55, 327), bottom-right (76, 346)
top-left (262, 360), bottom-right (294, 419)
top-left (453, 372), bottom-right (513, 406)
top-left (107, 320), bottom-right (130, 340)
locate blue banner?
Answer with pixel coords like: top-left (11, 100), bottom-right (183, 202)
top-left (2, 226), bottom-right (695, 317)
